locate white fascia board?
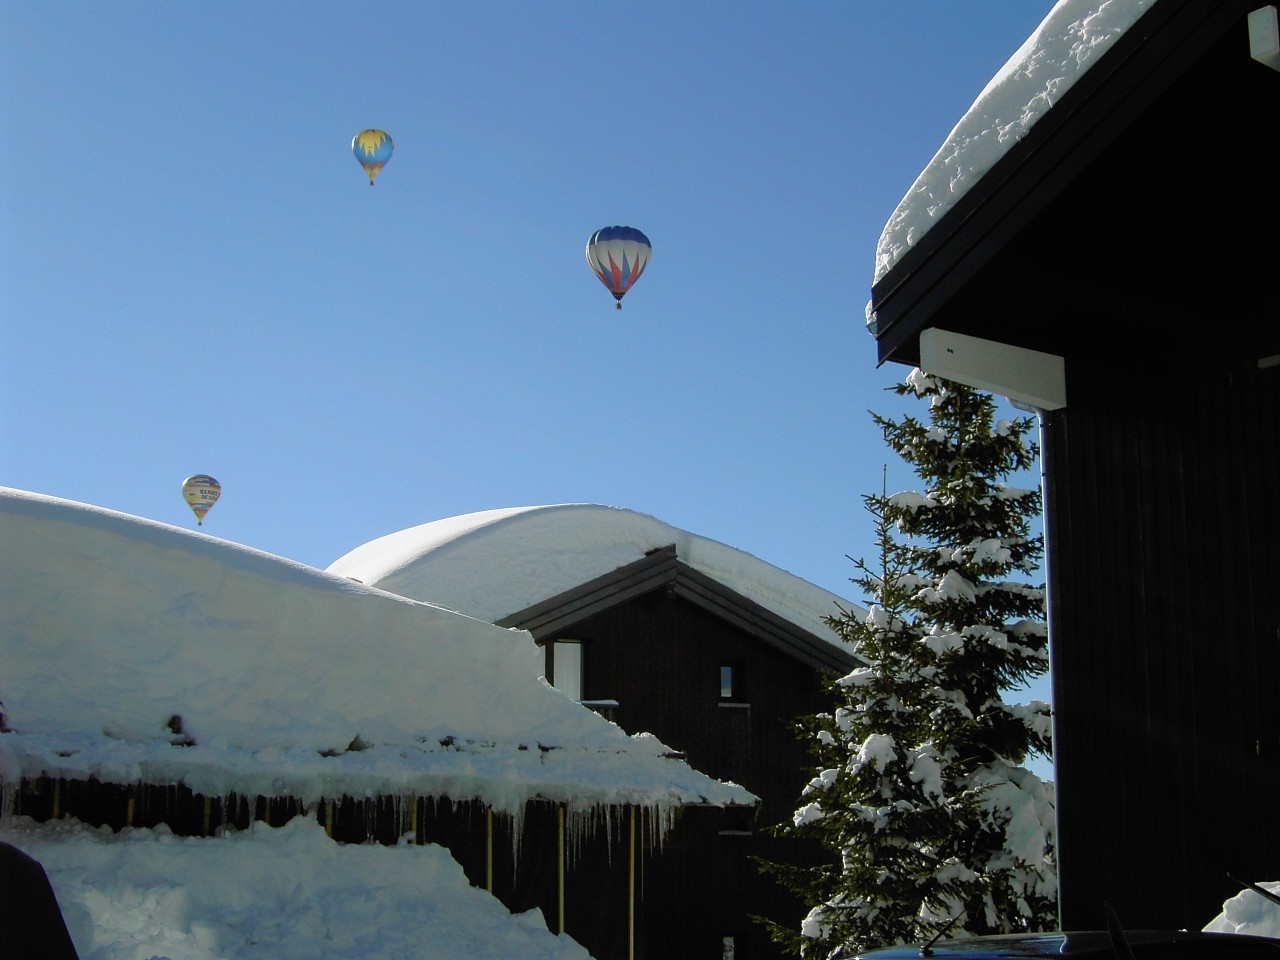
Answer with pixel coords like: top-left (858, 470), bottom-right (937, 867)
top-left (1249, 6), bottom-right (1280, 71)
top-left (920, 328), bottom-right (1067, 411)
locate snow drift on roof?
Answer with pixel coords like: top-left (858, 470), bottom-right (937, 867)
top-left (327, 503), bottom-right (858, 653)
top-left (0, 487), bottom-right (756, 815)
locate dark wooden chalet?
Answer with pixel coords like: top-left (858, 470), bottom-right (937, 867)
top-left (327, 506), bottom-right (862, 960)
top-left (867, 0), bottom-right (1279, 931)
top-left (501, 543), bottom-right (859, 960)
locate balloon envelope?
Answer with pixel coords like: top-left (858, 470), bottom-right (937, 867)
top-left (352, 129), bottom-right (394, 185)
top-left (586, 226), bottom-right (651, 308)
top-left (181, 475), bottom-right (221, 526)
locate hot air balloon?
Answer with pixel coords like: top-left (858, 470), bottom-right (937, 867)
top-left (586, 226), bottom-right (651, 309)
top-left (352, 129), bottom-right (394, 185)
top-left (181, 475), bottom-right (221, 526)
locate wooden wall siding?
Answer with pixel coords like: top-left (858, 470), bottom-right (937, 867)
top-left (552, 589), bottom-right (838, 960)
top-left (565, 590), bottom-right (829, 826)
top-left (8, 776), bottom-right (298, 836)
top-left (642, 807), bottom-right (756, 958)
top-left (1045, 343), bottom-right (1280, 931)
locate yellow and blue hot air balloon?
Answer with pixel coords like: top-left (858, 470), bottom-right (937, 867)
top-left (586, 226), bottom-right (651, 309)
top-left (352, 129), bottom-right (394, 185)
top-left (181, 474), bottom-right (221, 526)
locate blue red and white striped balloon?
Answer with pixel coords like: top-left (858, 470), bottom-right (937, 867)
top-left (585, 226), bottom-right (651, 309)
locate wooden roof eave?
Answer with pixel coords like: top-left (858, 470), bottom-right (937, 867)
top-left (496, 544), bottom-right (859, 675)
top-left (495, 544), bottom-right (682, 635)
top-left (869, 0), bottom-right (1249, 368)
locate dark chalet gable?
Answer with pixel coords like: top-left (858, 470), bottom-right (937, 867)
top-left (500, 542), bottom-right (859, 960)
top-left (497, 543), bottom-right (857, 675)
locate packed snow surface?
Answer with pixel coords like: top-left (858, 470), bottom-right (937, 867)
top-left (0, 487), bottom-right (755, 816)
top-left (1, 816), bottom-right (598, 960)
top-left (328, 503), bottom-right (859, 654)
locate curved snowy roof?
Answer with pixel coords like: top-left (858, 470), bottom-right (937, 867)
top-left (327, 504), bottom-right (859, 657)
top-left (0, 488), bottom-right (755, 814)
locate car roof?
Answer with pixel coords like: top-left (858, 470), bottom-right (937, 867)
top-left (854, 931), bottom-right (1280, 959)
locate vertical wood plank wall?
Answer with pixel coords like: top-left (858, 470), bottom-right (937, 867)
top-left (1046, 344), bottom-right (1279, 930)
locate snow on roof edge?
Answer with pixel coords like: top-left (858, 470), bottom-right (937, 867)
top-left (0, 487), bottom-right (757, 815)
top-left (870, 0), bottom-right (1159, 292)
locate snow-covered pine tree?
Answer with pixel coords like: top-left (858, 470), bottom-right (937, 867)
top-left (757, 487), bottom-right (984, 957)
top-left (761, 369), bottom-right (1056, 959)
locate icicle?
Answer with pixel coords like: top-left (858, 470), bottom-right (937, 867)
top-left (391, 798), bottom-right (407, 839)
top-left (501, 808), bottom-right (517, 878)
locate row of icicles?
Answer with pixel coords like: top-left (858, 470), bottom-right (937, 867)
top-left (352, 129), bottom-right (650, 310)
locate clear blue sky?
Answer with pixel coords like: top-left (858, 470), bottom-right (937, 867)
top-left (1, 1), bottom-right (1056, 739)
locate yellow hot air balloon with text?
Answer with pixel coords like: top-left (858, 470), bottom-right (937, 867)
top-left (182, 474), bottom-right (221, 526)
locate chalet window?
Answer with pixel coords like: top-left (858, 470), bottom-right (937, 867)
top-left (546, 639), bottom-right (583, 702)
top-left (719, 662), bottom-right (746, 702)
top-left (719, 804), bottom-right (755, 835)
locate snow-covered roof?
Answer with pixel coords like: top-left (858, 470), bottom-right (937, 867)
top-left (0, 487), bottom-right (756, 816)
top-left (870, 0), bottom-right (1157, 294)
top-left (327, 503), bottom-right (859, 657)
